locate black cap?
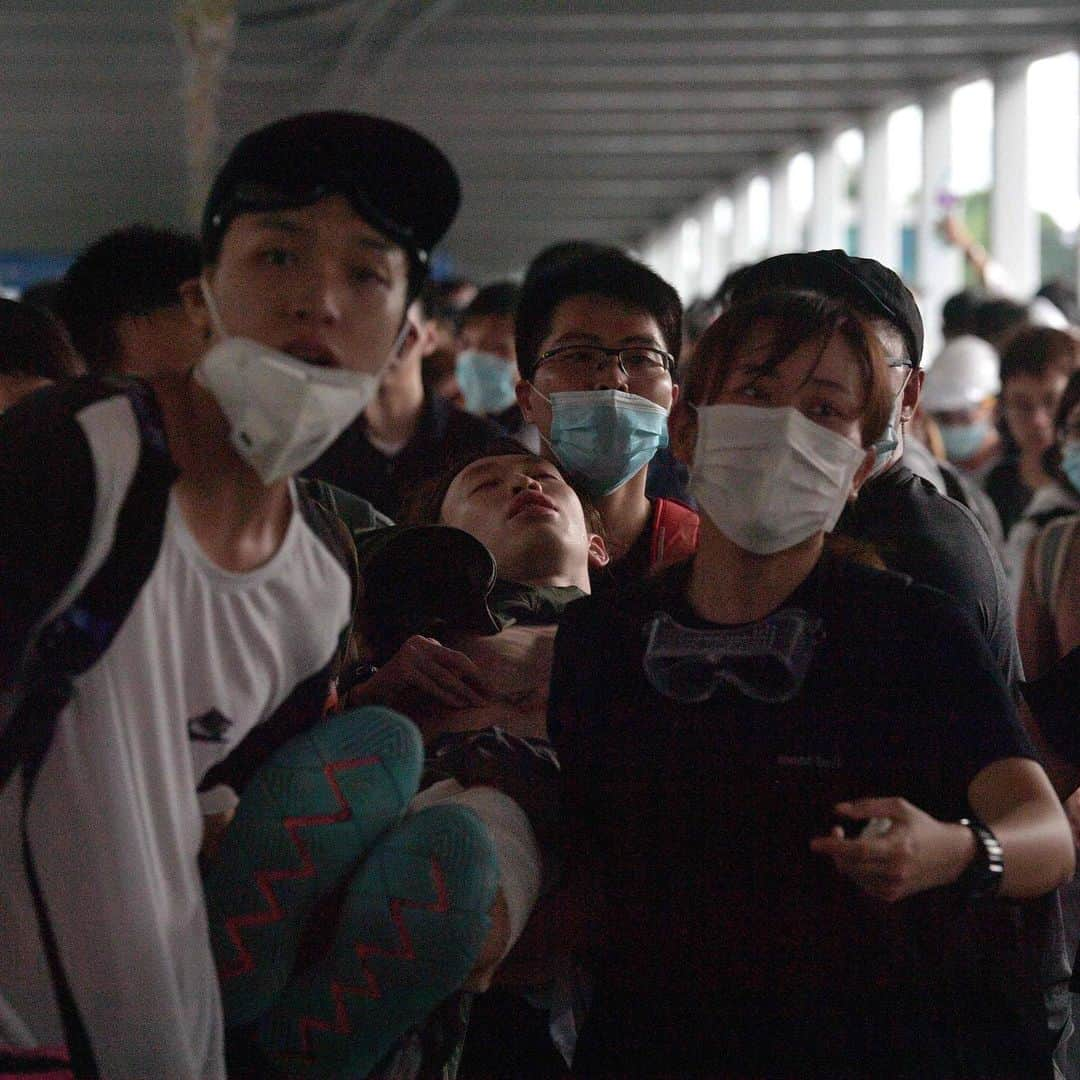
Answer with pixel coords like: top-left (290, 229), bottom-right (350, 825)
top-left (353, 526), bottom-right (501, 663)
top-left (201, 111), bottom-right (460, 275)
top-left (721, 250), bottom-right (924, 368)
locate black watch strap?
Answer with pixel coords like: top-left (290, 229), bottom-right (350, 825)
top-left (958, 816), bottom-right (1004, 900)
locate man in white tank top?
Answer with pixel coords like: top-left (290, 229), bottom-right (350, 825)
top-left (0, 112), bottom-right (460, 1079)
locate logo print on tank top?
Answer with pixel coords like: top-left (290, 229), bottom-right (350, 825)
top-left (187, 708), bottom-right (233, 743)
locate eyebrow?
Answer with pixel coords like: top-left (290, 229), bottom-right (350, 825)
top-left (550, 331), bottom-right (664, 347)
top-left (807, 375), bottom-right (855, 395)
top-left (460, 455), bottom-right (548, 486)
top-left (737, 362), bottom-right (855, 397)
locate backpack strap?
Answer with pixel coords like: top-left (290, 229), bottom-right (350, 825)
top-left (1028, 504), bottom-right (1076, 531)
top-left (1031, 514), bottom-right (1080, 613)
top-left (2, 379), bottom-right (175, 1078)
top-left (294, 480), bottom-right (364, 681)
top-left (649, 498), bottom-right (700, 572)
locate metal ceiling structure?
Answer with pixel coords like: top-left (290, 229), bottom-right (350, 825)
top-left (1, 1), bottom-right (1077, 282)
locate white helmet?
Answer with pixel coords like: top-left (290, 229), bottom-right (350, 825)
top-left (921, 334), bottom-right (1000, 411)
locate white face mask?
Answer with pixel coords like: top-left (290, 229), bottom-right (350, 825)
top-left (688, 403), bottom-right (867, 555)
top-left (194, 277), bottom-right (401, 485)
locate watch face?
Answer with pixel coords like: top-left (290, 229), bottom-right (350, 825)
top-left (960, 817), bottom-right (1004, 900)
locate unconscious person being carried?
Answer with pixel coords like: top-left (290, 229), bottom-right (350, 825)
top-left (202, 438), bottom-right (608, 1078)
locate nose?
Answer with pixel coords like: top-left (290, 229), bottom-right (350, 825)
top-left (291, 261), bottom-right (345, 324)
top-left (511, 472), bottom-right (543, 494)
top-left (590, 351), bottom-right (630, 392)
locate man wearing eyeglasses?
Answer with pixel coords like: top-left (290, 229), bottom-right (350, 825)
top-left (514, 249), bottom-right (699, 592)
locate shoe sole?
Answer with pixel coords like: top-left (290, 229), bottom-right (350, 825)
top-left (257, 802), bottom-right (499, 1078)
top-left (203, 706), bottom-right (423, 1027)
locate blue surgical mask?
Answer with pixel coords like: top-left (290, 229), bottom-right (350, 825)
top-left (455, 349), bottom-right (518, 415)
top-left (1062, 444), bottom-right (1080, 493)
top-left (939, 420), bottom-right (989, 463)
top-left (868, 367), bottom-right (912, 480)
top-left (542, 388), bottom-right (669, 497)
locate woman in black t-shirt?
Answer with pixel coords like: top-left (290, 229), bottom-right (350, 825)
top-left (549, 291), bottom-right (1074, 1079)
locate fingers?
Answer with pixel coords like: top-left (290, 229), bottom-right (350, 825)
top-left (811, 815), bottom-right (917, 904)
top-left (384, 636), bottom-right (494, 709)
top-left (415, 637), bottom-right (494, 698)
top-left (834, 797), bottom-right (909, 822)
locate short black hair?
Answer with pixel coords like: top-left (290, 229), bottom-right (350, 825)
top-left (972, 297), bottom-right (1030, 350)
top-left (0, 298), bottom-right (82, 379)
top-left (18, 279), bottom-right (67, 319)
top-left (521, 239), bottom-right (622, 295)
top-left (58, 226), bottom-right (201, 372)
top-left (999, 326), bottom-right (1080, 385)
top-left (514, 250), bottom-right (683, 383)
top-left (460, 281), bottom-right (520, 325)
top-left (942, 289), bottom-right (985, 338)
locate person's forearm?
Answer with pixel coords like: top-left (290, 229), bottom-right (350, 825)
top-left (969, 758), bottom-right (1075, 898)
top-left (981, 799), bottom-right (1075, 897)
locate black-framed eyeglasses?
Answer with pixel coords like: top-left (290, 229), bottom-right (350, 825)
top-left (534, 343), bottom-right (674, 381)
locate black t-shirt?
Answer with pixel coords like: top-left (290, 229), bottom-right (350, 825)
top-left (985, 456), bottom-right (1035, 539)
top-left (304, 390), bottom-right (502, 520)
top-left (549, 555), bottom-right (1064, 1078)
top-left (587, 498), bottom-right (657, 597)
top-left (837, 463), bottom-right (1022, 687)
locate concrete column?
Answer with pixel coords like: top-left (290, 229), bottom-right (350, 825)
top-left (713, 195), bottom-right (734, 291)
top-left (698, 195), bottom-right (722, 299)
top-left (657, 227), bottom-right (680, 293)
top-left (992, 59), bottom-right (1039, 296)
top-left (810, 138), bottom-right (843, 250)
top-left (860, 109), bottom-right (897, 269)
top-left (769, 156), bottom-right (798, 254)
top-left (732, 176), bottom-right (754, 263)
top-left (917, 89), bottom-right (962, 363)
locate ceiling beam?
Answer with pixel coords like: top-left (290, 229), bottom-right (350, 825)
top-left (406, 109), bottom-right (852, 133)
top-left (432, 6), bottom-right (1080, 36)
top-left (393, 58), bottom-right (997, 85)
top-left (387, 88), bottom-right (895, 112)
top-left (409, 30), bottom-right (1075, 63)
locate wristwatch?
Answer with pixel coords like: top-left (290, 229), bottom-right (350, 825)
top-left (957, 816), bottom-right (1004, 900)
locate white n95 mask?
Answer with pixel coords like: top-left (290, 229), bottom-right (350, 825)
top-left (688, 404), bottom-right (866, 555)
top-left (194, 278), bottom-right (386, 485)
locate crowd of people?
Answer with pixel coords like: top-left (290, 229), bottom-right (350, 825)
top-left (0, 109), bottom-right (1078, 1079)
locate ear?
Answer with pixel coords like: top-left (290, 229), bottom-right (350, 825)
top-left (418, 318), bottom-right (439, 358)
top-left (586, 531), bottom-right (610, 570)
top-left (668, 397), bottom-right (697, 465)
top-left (849, 447), bottom-right (877, 500)
top-left (515, 378), bottom-right (535, 422)
top-left (898, 367), bottom-right (923, 424)
top-left (178, 275), bottom-right (214, 342)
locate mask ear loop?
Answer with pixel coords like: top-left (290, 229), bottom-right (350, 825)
top-left (389, 316), bottom-right (412, 357)
top-left (522, 381), bottom-right (568, 465)
top-left (894, 366), bottom-right (914, 425)
top-left (199, 275), bottom-right (228, 339)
